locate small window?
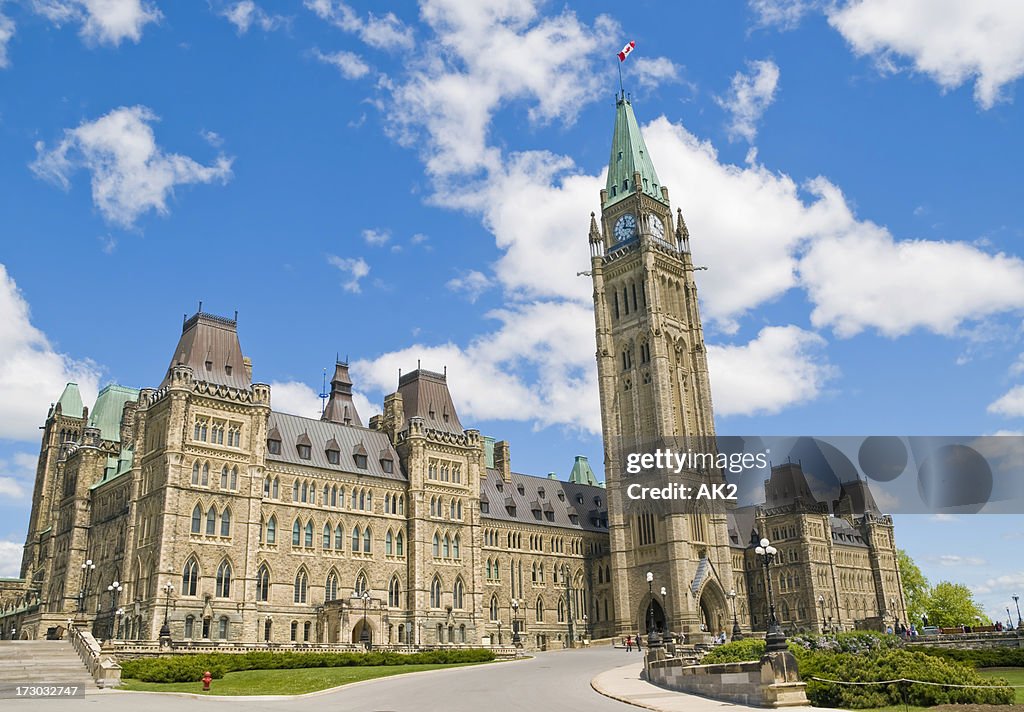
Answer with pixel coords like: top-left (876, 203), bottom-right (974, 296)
top-left (225, 364), bottom-right (232, 375)
top-left (381, 458), bottom-right (393, 473)
top-left (327, 449), bottom-right (340, 465)
top-left (354, 454), bottom-right (368, 469)
top-left (480, 501), bottom-right (490, 514)
top-left (267, 439), bottom-right (281, 455)
top-left (298, 444), bottom-right (311, 460)
top-left (517, 484), bottom-right (525, 495)
top-left (205, 360), bottom-right (213, 371)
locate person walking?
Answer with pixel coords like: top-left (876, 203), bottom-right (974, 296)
top-left (636, 634), bottom-right (642, 652)
top-left (625, 635), bottom-right (632, 652)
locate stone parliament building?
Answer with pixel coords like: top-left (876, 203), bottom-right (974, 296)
top-left (0, 97), bottom-right (905, 648)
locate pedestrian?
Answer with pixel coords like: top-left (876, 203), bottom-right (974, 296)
top-left (636, 634), bottom-right (642, 652)
top-left (625, 635), bottom-right (632, 652)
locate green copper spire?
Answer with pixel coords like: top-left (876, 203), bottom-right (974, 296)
top-left (56, 382), bottom-right (85, 418)
top-left (569, 455), bottom-right (599, 486)
top-left (604, 95), bottom-right (666, 208)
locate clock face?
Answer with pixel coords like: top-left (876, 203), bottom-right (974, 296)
top-left (614, 213), bottom-right (637, 242)
top-left (650, 215), bottom-right (665, 241)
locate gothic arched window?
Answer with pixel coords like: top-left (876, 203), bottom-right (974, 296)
top-left (182, 557), bottom-right (199, 596)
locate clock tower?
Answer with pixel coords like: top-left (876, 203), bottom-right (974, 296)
top-left (590, 95), bottom-right (735, 641)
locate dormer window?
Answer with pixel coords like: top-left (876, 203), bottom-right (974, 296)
top-left (538, 488), bottom-right (545, 499)
top-left (594, 496), bottom-right (603, 507)
top-left (205, 360), bottom-right (213, 371)
top-left (576, 495), bottom-right (584, 505)
top-left (298, 445), bottom-right (311, 460)
top-left (267, 439), bottom-right (281, 455)
top-left (495, 481), bottom-right (503, 492)
top-left (327, 449), bottom-right (340, 465)
top-left (516, 484), bottom-right (525, 495)
top-left (225, 364), bottom-right (232, 375)
top-left (569, 513), bottom-right (579, 524)
top-left (381, 458), bottom-right (394, 474)
top-left (355, 454), bottom-right (367, 469)
top-left (557, 491), bottom-right (565, 501)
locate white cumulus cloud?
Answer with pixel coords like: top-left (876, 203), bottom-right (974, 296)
top-left (446, 270), bottom-right (493, 303)
top-left (630, 56), bottom-right (684, 90)
top-left (988, 385), bottom-right (1024, 418)
top-left (327, 255), bottom-right (370, 293)
top-left (0, 9), bottom-right (14, 68)
top-left (30, 106), bottom-right (233, 229)
top-left (313, 48), bottom-right (371, 79)
top-left (0, 540), bottom-right (22, 577)
top-left (716, 59), bottom-right (780, 143)
top-left (0, 265), bottom-right (101, 441)
top-left (32, 0), bottom-right (161, 46)
top-left (220, 1), bottom-right (286, 34)
top-left (305, 0), bottom-right (413, 51)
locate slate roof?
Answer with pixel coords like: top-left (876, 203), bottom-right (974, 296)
top-left (397, 369), bottom-right (462, 434)
top-left (480, 467), bottom-right (608, 533)
top-left (161, 311), bottom-right (250, 390)
top-left (322, 361), bottom-right (362, 427)
top-left (830, 517), bottom-right (869, 547)
top-left (266, 411), bottom-right (404, 482)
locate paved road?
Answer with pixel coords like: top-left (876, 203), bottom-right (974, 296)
top-left (7, 647), bottom-right (643, 712)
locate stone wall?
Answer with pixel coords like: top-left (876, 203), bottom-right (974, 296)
top-left (906, 632), bottom-right (1023, 650)
top-left (646, 650), bottom-right (808, 708)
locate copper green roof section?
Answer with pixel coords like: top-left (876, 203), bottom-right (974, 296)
top-left (569, 455), bottom-right (599, 486)
top-left (88, 384), bottom-right (140, 442)
top-left (91, 446), bottom-right (134, 490)
top-left (604, 96), bottom-right (667, 209)
top-left (483, 436), bottom-right (496, 469)
top-left (56, 382), bottom-right (85, 418)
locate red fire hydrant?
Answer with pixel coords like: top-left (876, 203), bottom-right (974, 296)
top-left (202, 670), bottom-right (212, 691)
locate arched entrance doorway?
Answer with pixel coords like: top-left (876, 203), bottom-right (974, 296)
top-left (697, 581), bottom-right (729, 635)
top-left (639, 598), bottom-right (667, 634)
top-left (351, 619), bottom-right (373, 646)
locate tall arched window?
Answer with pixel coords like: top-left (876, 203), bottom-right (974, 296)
top-left (230, 466), bottom-right (238, 490)
top-left (398, 495), bottom-right (404, 515)
top-left (201, 462), bottom-right (209, 486)
top-left (363, 527), bottom-right (371, 553)
top-left (453, 534), bottom-right (461, 560)
top-left (453, 577), bottom-right (464, 609)
top-left (191, 504), bottom-right (201, 533)
top-left (294, 569), bottom-right (308, 603)
top-left (215, 560), bottom-right (232, 597)
top-left (256, 563), bottom-right (270, 601)
top-left (385, 530), bottom-right (394, 555)
top-left (355, 572), bottom-right (368, 595)
top-left (304, 520), bottom-right (313, 548)
top-left (489, 595), bottom-right (498, 621)
top-left (182, 557), bottom-right (199, 596)
top-left (263, 476), bottom-right (271, 497)
top-left (220, 465), bottom-right (229, 489)
top-left (192, 462), bottom-right (200, 485)
top-left (396, 530), bottom-right (404, 556)
top-left (388, 576), bottom-right (401, 607)
top-left (325, 571), bottom-right (338, 601)
top-left (184, 615), bottom-right (195, 638)
top-left (334, 523), bottom-right (343, 550)
top-left (351, 526), bottom-right (360, 552)
top-left (205, 506), bottom-right (217, 535)
top-left (293, 480), bottom-right (300, 501)
top-left (557, 598), bottom-right (565, 622)
top-left (430, 576), bottom-right (442, 608)
top-left (272, 477), bottom-right (279, 498)
top-left (292, 519), bottom-right (301, 546)
top-left (267, 515), bottom-right (277, 544)
top-left (323, 523), bottom-right (332, 549)
top-left (535, 597), bottom-right (544, 622)
top-left (442, 534), bottom-right (450, 558)
top-left (432, 533), bottom-right (440, 557)
top-left (220, 508), bottom-right (231, 537)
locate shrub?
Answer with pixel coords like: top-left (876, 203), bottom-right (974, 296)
top-left (800, 649), bottom-right (1014, 709)
top-left (701, 638), bottom-right (766, 664)
top-left (914, 646), bottom-right (1024, 668)
top-left (120, 648), bottom-right (495, 683)
top-left (700, 631), bottom-right (900, 666)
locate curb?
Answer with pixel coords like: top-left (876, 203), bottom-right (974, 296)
top-left (591, 663), bottom-right (661, 712)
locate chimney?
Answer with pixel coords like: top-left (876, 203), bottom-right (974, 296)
top-left (494, 440), bottom-right (511, 482)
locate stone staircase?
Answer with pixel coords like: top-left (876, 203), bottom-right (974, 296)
top-left (0, 640), bottom-right (92, 687)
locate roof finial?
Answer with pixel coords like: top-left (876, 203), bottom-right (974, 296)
top-left (417, 359), bottom-right (421, 370)
top-left (198, 300), bottom-right (203, 313)
top-left (443, 365), bottom-right (447, 377)
top-left (234, 310), bottom-right (238, 321)
top-left (319, 367), bottom-right (329, 416)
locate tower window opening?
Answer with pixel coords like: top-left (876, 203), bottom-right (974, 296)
top-left (617, 151), bottom-right (623, 161)
top-left (613, 292), bottom-right (620, 319)
top-left (623, 180), bottom-right (628, 191)
top-left (631, 284), bottom-right (638, 311)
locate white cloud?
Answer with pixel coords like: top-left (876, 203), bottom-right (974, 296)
top-left (199, 129), bottom-right (223, 147)
top-left (305, 0), bottom-right (413, 51)
top-left (751, 0), bottom-right (1024, 109)
top-left (352, 391), bottom-right (380, 421)
top-left (0, 265), bottom-right (101, 441)
top-left (715, 59), bottom-right (780, 143)
top-left (0, 540), bottom-right (21, 578)
top-left (220, 1), bottom-right (285, 34)
top-left (32, 0), bottom-right (161, 46)
top-left (269, 380), bottom-right (322, 418)
top-left (799, 230), bottom-right (1024, 337)
top-left (410, 233), bottom-right (428, 244)
top-left (446, 270), bottom-right (493, 303)
top-left (630, 56), bottom-right (683, 90)
top-left (988, 385), bottom-right (1024, 418)
top-left (0, 452), bottom-right (37, 499)
top-left (707, 326), bottom-right (836, 417)
top-left (930, 513), bottom-right (959, 522)
top-left (973, 570), bottom-right (1024, 595)
top-left (313, 48), bottom-right (371, 80)
top-left (362, 227), bottom-right (390, 246)
top-left (30, 106), bottom-right (233, 229)
top-left (0, 9), bottom-right (14, 68)
top-left (327, 255), bottom-right (370, 293)
top-left (928, 554), bottom-right (988, 567)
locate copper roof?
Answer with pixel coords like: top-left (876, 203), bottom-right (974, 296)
top-left (161, 311), bottom-right (250, 390)
top-left (397, 368), bottom-right (462, 434)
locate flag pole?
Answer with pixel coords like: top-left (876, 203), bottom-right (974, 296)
top-left (617, 59), bottom-right (624, 98)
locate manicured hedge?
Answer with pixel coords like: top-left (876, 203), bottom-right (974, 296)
top-left (701, 631), bottom-right (899, 665)
top-left (800, 649), bottom-right (1014, 709)
top-left (700, 638), bottom-right (767, 664)
top-left (120, 648), bottom-right (496, 683)
top-left (913, 646), bottom-right (1024, 668)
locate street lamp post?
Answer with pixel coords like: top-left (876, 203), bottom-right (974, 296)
top-left (754, 538), bottom-right (787, 652)
top-left (78, 559), bottom-right (95, 613)
top-left (159, 582), bottom-right (174, 644)
top-left (583, 614), bottom-right (589, 642)
top-left (818, 595), bottom-right (827, 635)
top-left (511, 599), bottom-right (521, 647)
top-left (660, 586), bottom-right (670, 642)
top-left (729, 589), bottom-right (743, 640)
top-left (1013, 595), bottom-right (1022, 629)
top-left (115, 607), bottom-right (125, 640)
top-left (645, 572), bottom-right (662, 650)
top-left (359, 590), bottom-right (371, 650)
top-left (106, 580), bottom-right (123, 640)
top-left (1008, 608), bottom-right (1014, 630)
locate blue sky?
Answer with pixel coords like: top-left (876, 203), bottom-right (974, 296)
top-left (1, 1), bottom-right (1023, 622)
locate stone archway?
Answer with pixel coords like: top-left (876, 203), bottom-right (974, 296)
top-left (638, 597), bottom-right (667, 634)
top-left (351, 618), bottom-right (374, 646)
top-left (697, 579), bottom-right (729, 636)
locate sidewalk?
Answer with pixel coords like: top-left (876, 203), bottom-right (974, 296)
top-left (591, 662), bottom-right (777, 712)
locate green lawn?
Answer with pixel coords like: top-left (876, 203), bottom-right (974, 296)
top-left (119, 662), bottom-right (487, 696)
top-left (848, 667), bottom-right (1023, 711)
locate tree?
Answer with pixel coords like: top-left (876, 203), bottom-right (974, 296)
top-left (924, 582), bottom-right (988, 628)
top-left (897, 549), bottom-right (929, 623)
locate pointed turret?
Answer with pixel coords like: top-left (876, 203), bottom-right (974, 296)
top-left (322, 360), bottom-right (362, 427)
top-left (161, 310), bottom-right (250, 390)
top-left (56, 382), bottom-right (85, 418)
top-left (569, 455), bottom-right (599, 486)
top-left (604, 96), bottom-right (667, 209)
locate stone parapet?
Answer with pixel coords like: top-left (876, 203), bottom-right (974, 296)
top-left (646, 650), bottom-right (808, 708)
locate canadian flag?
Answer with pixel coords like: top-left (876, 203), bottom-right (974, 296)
top-left (617, 40), bottom-right (635, 62)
